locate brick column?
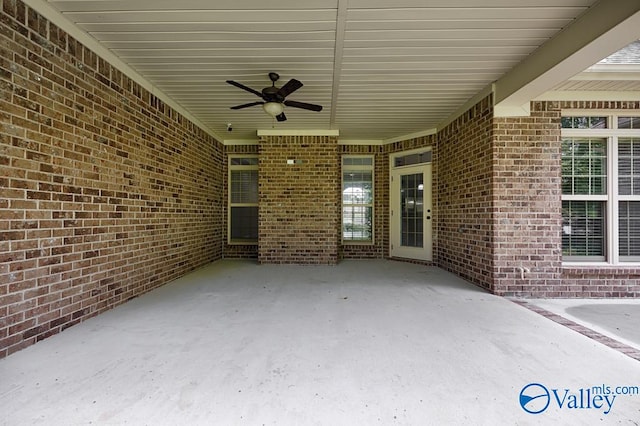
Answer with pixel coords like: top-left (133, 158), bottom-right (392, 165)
top-left (436, 97), bottom-right (495, 290)
top-left (258, 135), bottom-right (340, 264)
top-left (492, 102), bottom-right (563, 296)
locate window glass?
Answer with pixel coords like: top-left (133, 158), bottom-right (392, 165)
top-left (394, 151), bottom-right (432, 167)
top-left (561, 116), bottom-right (607, 129)
top-left (230, 207), bottom-right (258, 242)
top-left (230, 157), bottom-right (259, 166)
top-left (561, 138), bottom-right (607, 195)
top-left (618, 117), bottom-right (640, 129)
top-left (343, 157), bottom-right (373, 167)
top-left (342, 206), bottom-right (373, 241)
top-left (562, 200), bottom-right (605, 258)
top-left (619, 201), bottom-right (640, 258)
top-left (343, 171), bottom-right (373, 204)
top-left (230, 170), bottom-right (258, 203)
top-left (618, 138), bottom-right (640, 195)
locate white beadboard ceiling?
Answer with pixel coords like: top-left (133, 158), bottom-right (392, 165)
top-left (23, 0), bottom-right (640, 142)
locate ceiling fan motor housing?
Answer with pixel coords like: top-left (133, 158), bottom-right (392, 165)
top-left (262, 86), bottom-right (284, 102)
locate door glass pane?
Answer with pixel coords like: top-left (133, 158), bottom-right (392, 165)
top-left (400, 173), bottom-right (423, 248)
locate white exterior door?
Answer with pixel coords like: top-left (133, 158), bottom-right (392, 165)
top-left (390, 163), bottom-right (432, 261)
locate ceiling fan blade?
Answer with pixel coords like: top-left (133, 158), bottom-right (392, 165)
top-left (275, 112), bottom-right (287, 122)
top-left (226, 80), bottom-right (263, 98)
top-left (284, 100), bottom-right (323, 112)
top-left (230, 101), bottom-right (264, 110)
top-left (277, 79), bottom-right (303, 98)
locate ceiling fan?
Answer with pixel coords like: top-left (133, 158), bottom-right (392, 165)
top-left (226, 72), bottom-right (323, 122)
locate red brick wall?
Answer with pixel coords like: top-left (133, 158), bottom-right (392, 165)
top-left (436, 96), bottom-right (495, 290)
top-left (0, 0), bottom-right (224, 358)
top-left (224, 143), bottom-right (383, 261)
top-left (492, 102), bottom-right (563, 296)
top-left (258, 135), bottom-right (339, 264)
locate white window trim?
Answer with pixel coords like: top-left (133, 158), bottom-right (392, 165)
top-left (228, 155), bottom-right (259, 245)
top-left (342, 155), bottom-right (375, 245)
top-left (562, 111), bottom-right (640, 266)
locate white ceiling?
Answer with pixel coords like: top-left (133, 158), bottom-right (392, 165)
top-left (23, 0), bottom-right (640, 142)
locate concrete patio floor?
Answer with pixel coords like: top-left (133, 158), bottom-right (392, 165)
top-left (1, 259), bottom-right (639, 425)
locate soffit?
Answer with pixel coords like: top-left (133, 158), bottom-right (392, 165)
top-left (23, 0), bottom-right (628, 142)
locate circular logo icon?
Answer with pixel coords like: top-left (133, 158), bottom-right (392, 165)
top-left (519, 383), bottom-right (551, 414)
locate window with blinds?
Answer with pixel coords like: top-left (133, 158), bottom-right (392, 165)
top-left (619, 201), bottom-right (640, 258)
top-left (618, 138), bottom-right (640, 260)
top-left (561, 114), bottom-right (640, 263)
top-left (562, 200), bottom-right (606, 260)
top-left (342, 156), bottom-right (374, 243)
top-left (228, 156), bottom-right (258, 244)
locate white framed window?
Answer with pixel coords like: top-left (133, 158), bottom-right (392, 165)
top-left (342, 156), bottom-right (374, 243)
top-left (228, 155), bottom-right (258, 244)
top-left (561, 112), bottom-right (640, 264)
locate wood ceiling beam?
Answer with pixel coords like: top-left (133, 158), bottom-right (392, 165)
top-left (494, 0), bottom-right (640, 117)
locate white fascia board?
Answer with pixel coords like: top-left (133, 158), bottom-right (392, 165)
top-left (257, 129), bottom-right (339, 137)
top-left (494, 1), bottom-right (640, 117)
top-left (339, 139), bottom-right (384, 146)
top-left (22, 0), bottom-right (223, 143)
top-left (224, 138), bottom-right (383, 146)
top-left (569, 70), bottom-right (640, 81)
top-left (383, 129), bottom-right (437, 145)
top-left (223, 139), bottom-right (259, 145)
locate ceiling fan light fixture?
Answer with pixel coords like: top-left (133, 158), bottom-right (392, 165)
top-left (227, 74), bottom-right (321, 123)
top-left (263, 101), bottom-right (284, 117)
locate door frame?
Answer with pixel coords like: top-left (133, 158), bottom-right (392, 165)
top-left (389, 149), bottom-right (433, 261)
